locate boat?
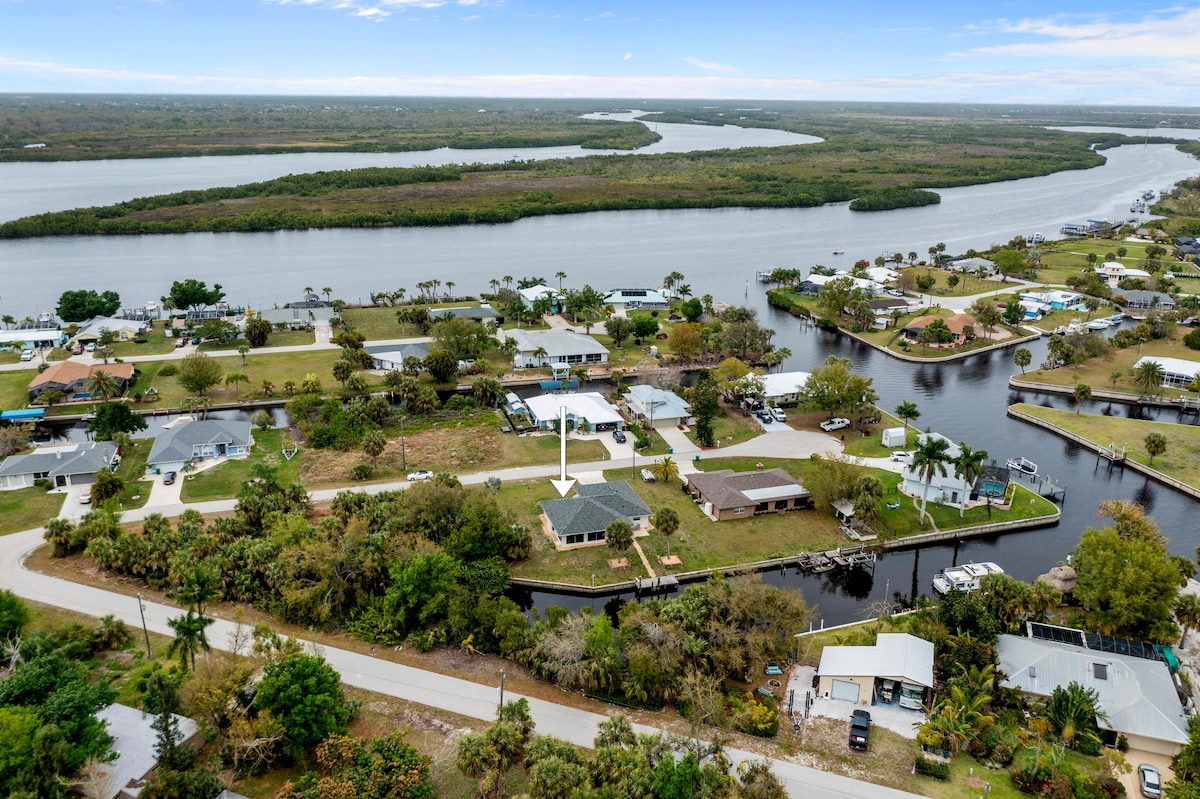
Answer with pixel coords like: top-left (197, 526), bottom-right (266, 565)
top-left (1144, 189), bottom-right (1156, 200)
top-left (1086, 319), bottom-right (1110, 330)
top-left (832, 248), bottom-right (845, 255)
top-left (932, 562), bottom-right (1005, 595)
top-left (1006, 456), bottom-right (1038, 475)
top-left (1028, 232), bottom-right (1045, 245)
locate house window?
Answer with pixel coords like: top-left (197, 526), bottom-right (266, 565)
top-left (734, 507), bottom-right (746, 515)
top-left (587, 531), bottom-right (605, 542)
top-left (1093, 663), bottom-right (1108, 680)
top-left (754, 503), bottom-right (768, 513)
top-left (1028, 666), bottom-right (1036, 679)
top-left (774, 500), bottom-right (788, 510)
top-left (565, 534), bottom-right (584, 545)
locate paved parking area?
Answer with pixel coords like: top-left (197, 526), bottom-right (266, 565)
top-left (787, 666), bottom-right (924, 739)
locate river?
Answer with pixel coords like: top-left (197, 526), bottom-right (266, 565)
top-left (3, 118), bottom-right (1200, 626)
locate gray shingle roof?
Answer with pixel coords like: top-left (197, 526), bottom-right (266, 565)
top-left (540, 481), bottom-right (651, 537)
top-left (686, 468), bottom-right (809, 510)
top-left (0, 441), bottom-right (118, 479)
top-left (147, 419), bottom-right (252, 466)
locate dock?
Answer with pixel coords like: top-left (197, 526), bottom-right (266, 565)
top-left (634, 575), bottom-right (679, 593)
top-left (795, 545), bottom-right (877, 574)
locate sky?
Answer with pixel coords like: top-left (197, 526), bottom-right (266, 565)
top-left (2, 0), bottom-right (1200, 104)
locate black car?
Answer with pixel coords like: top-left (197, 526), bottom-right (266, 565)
top-left (612, 430), bottom-right (627, 443)
top-left (163, 471), bottom-right (177, 485)
top-left (848, 709), bottom-right (871, 750)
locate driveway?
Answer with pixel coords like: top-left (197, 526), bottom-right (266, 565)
top-left (656, 424), bottom-right (698, 455)
top-left (788, 666), bottom-right (923, 740)
top-left (1120, 751), bottom-right (1173, 798)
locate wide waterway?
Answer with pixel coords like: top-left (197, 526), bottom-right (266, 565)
top-left (3, 120), bottom-right (1200, 626)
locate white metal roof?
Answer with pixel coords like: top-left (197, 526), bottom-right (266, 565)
top-left (524, 392), bottom-right (622, 426)
top-left (817, 633), bottom-right (935, 688)
top-left (760, 371), bottom-right (811, 398)
top-left (998, 634), bottom-right (1189, 746)
top-left (1134, 355), bottom-right (1200, 381)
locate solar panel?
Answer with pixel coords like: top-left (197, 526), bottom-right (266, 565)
top-left (1085, 633), bottom-right (1159, 661)
top-left (1027, 622), bottom-right (1086, 647)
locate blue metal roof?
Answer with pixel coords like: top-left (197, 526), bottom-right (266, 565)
top-left (1, 408), bottom-right (45, 421)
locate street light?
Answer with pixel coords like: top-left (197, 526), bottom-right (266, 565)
top-left (137, 593), bottom-right (152, 658)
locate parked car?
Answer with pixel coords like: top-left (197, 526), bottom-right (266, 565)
top-left (769, 407), bottom-right (787, 422)
top-left (848, 709), bottom-right (871, 751)
top-left (640, 468), bottom-right (656, 483)
top-left (612, 430), bottom-right (627, 444)
top-left (190, 337), bottom-right (201, 345)
top-left (756, 410), bottom-right (773, 424)
top-left (78, 490), bottom-right (92, 505)
top-left (890, 451), bottom-right (913, 463)
top-left (162, 471), bottom-right (177, 486)
top-left (887, 289), bottom-right (905, 298)
top-left (407, 470), bottom-right (434, 482)
top-left (820, 417), bottom-right (851, 432)
top-left (19, 349), bottom-right (34, 362)
top-left (175, 337), bottom-right (187, 348)
top-left (85, 342), bottom-right (96, 352)
top-left (1138, 764), bottom-right (1162, 798)
top-left (72, 343), bottom-right (84, 355)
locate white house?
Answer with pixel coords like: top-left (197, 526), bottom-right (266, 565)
top-left (623, 385), bottom-right (692, 428)
top-left (0, 441), bottom-right (119, 491)
top-left (1097, 262), bottom-right (1151, 288)
top-left (539, 481), bottom-right (652, 548)
top-left (760, 370), bottom-right (811, 405)
top-left (900, 432), bottom-right (971, 507)
top-left (1132, 356), bottom-right (1200, 390)
top-left (998, 632), bottom-right (1189, 756)
top-left (94, 703), bottom-right (203, 799)
top-left (367, 342), bottom-right (430, 371)
top-left (603, 288), bottom-right (670, 310)
top-left (146, 419), bottom-right (253, 474)
top-left (505, 329), bottom-right (609, 369)
top-left (523, 391), bottom-right (623, 433)
top-left (517, 285), bottom-right (562, 313)
top-left (817, 633), bottom-right (935, 706)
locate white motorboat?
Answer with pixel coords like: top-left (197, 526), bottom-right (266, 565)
top-left (1086, 319), bottom-right (1110, 330)
top-left (932, 562), bottom-right (1005, 595)
top-left (833, 248), bottom-right (845, 255)
top-left (1006, 456), bottom-right (1038, 475)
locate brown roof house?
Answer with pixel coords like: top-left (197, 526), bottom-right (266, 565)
top-left (28, 361), bottom-right (134, 402)
top-left (903, 313), bottom-right (977, 346)
top-left (686, 468), bottom-right (811, 521)
top-left (539, 481), bottom-right (651, 548)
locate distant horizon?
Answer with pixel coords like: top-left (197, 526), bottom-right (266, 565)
top-left (4, 2), bottom-right (1200, 105)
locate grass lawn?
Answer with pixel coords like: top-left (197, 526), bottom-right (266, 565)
top-left (113, 438), bottom-right (152, 509)
top-left (841, 410), bottom-right (919, 458)
top-left (1026, 301), bottom-right (1123, 332)
top-left (343, 303), bottom-right (485, 341)
top-left (684, 404), bottom-right (762, 448)
top-left (135, 349), bottom-right (355, 406)
top-left (181, 428), bottom-right (302, 501)
top-left (0, 487), bottom-right (65, 534)
top-left (879, 475), bottom-right (1058, 539)
top-left (0, 369), bottom-right (34, 409)
top-left (108, 328), bottom-right (177, 358)
top-left (1014, 402), bottom-right (1200, 488)
top-left (908, 265), bottom-right (1009, 297)
top-left (1035, 238), bottom-right (1160, 285)
top-left (1016, 330), bottom-right (1197, 399)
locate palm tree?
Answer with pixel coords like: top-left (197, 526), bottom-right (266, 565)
top-left (1177, 593), bottom-right (1200, 646)
top-left (1072, 382), bottom-right (1092, 414)
top-left (322, 286), bottom-right (332, 303)
top-left (951, 442), bottom-right (988, 518)
top-left (1132, 359), bottom-right (1165, 397)
top-left (169, 566), bottom-right (220, 616)
top-left (236, 344), bottom-right (249, 365)
top-left (651, 507), bottom-right (680, 557)
top-left (362, 428), bottom-right (387, 468)
top-left (166, 610), bottom-right (213, 672)
top-left (555, 271), bottom-right (567, 292)
top-left (653, 456), bottom-right (679, 483)
top-left (605, 520), bottom-right (633, 557)
top-left (911, 435), bottom-right (951, 525)
top-left (86, 370), bottom-right (120, 400)
top-left (472, 376), bottom-right (504, 407)
top-left (224, 371), bottom-right (249, 394)
top-left (894, 400), bottom-right (920, 430)
top-left (1013, 347), bottom-right (1032, 374)
top-left (1145, 431), bottom-right (1168, 465)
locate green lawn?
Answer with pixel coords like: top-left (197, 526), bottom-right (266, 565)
top-left (880, 476), bottom-right (1058, 538)
top-left (1014, 403), bottom-right (1200, 489)
top-left (135, 349), bottom-right (355, 406)
top-left (0, 487), bottom-right (65, 534)
top-left (181, 428), bottom-right (301, 501)
top-left (0, 369), bottom-right (33, 410)
top-left (1034, 239), bottom-right (1160, 285)
top-left (113, 438), bottom-right (152, 509)
top-left (683, 404), bottom-right (762, 448)
top-left (907, 266), bottom-right (1009, 297)
top-left (343, 303), bottom-right (485, 341)
top-left (1016, 330), bottom-right (1195, 399)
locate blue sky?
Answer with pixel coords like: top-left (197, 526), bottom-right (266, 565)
top-left (2, 0), bottom-right (1199, 104)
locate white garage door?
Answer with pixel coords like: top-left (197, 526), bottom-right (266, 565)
top-left (831, 679), bottom-right (860, 703)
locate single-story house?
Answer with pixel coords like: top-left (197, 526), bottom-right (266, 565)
top-left (802, 272), bottom-right (884, 295)
top-left (603, 288), bottom-right (670, 310)
top-left (257, 306), bottom-right (337, 329)
top-left (1020, 290), bottom-right (1082, 310)
top-left (901, 432), bottom-right (972, 507)
top-left (864, 266), bottom-right (898, 284)
top-left (0, 325), bottom-right (64, 349)
top-left (868, 298), bottom-right (910, 317)
top-left (366, 342), bottom-right (431, 371)
top-left (0, 441), bottom-right (119, 491)
top-left (71, 316), bottom-right (148, 345)
top-left (759, 371), bottom-right (811, 406)
top-left (1117, 290), bottom-right (1176, 311)
top-left (523, 391), bottom-right (623, 432)
top-left (1017, 298), bottom-right (1050, 320)
top-left (518, 285), bottom-right (563, 314)
top-left (146, 419), bottom-right (253, 473)
top-left (623, 385), bottom-right (693, 428)
top-left (951, 256), bottom-right (996, 276)
top-left (817, 633), bottom-right (935, 707)
top-left (28, 361), bottom-right (134, 401)
top-left (539, 481), bottom-right (652, 547)
top-left (1097, 262), bottom-right (1152, 288)
top-left (94, 702), bottom-right (202, 799)
top-left (506, 329), bottom-right (609, 369)
top-left (434, 305), bottom-right (502, 324)
top-left (903, 313), bottom-right (977, 346)
top-left (998, 633), bottom-right (1189, 756)
top-left (685, 468), bottom-right (811, 520)
top-left (1132, 356), bottom-right (1200, 390)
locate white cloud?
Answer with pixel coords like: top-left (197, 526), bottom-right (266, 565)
top-left (624, 52), bottom-right (633, 61)
top-left (584, 11), bottom-right (613, 22)
top-left (683, 56), bottom-right (736, 73)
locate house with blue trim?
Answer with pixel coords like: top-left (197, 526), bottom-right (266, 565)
top-left (623, 385), bottom-right (692, 428)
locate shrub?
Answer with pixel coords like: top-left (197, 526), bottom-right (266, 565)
top-left (444, 394), bottom-right (475, 411)
top-left (914, 757), bottom-right (950, 780)
top-left (157, 363), bottom-right (178, 377)
top-left (351, 464), bottom-right (374, 480)
top-left (1185, 328), bottom-right (1200, 350)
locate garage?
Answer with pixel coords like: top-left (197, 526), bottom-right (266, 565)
top-left (831, 679), bottom-right (860, 703)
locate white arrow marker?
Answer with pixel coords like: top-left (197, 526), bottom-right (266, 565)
top-left (550, 405), bottom-right (576, 497)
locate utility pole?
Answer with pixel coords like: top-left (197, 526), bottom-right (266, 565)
top-left (137, 593), bottom-right (152, 658)
top-left (498, 669), bottom-right (506, 713)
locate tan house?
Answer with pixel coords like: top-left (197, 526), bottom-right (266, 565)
top-left (685, 468), bottom-right (810, 521)
top-left (817, 633), bottom-right (935, 707)
top-left (28, 361), bottom-right (134, 401)
top-left (903, 313), bottom-right (977, 346)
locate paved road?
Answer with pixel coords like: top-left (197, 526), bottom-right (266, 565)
top-left (0, 524), bottom-right (925, 799)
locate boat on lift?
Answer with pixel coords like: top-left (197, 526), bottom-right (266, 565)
top-left (932, 562), bottom-right (1005, 595)
top-left (1006, 456), bottom-right (1038, 475)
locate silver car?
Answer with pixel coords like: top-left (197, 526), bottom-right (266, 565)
top-left (1138, 764), bottom-right (1161, 798)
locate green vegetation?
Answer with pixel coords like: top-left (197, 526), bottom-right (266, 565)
top-left (849, 186), bottom-right (941, 211)
top-left (1, 104), bottom-right (1134, 238)
top-left (0, 487), bottom-right (65, 535)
